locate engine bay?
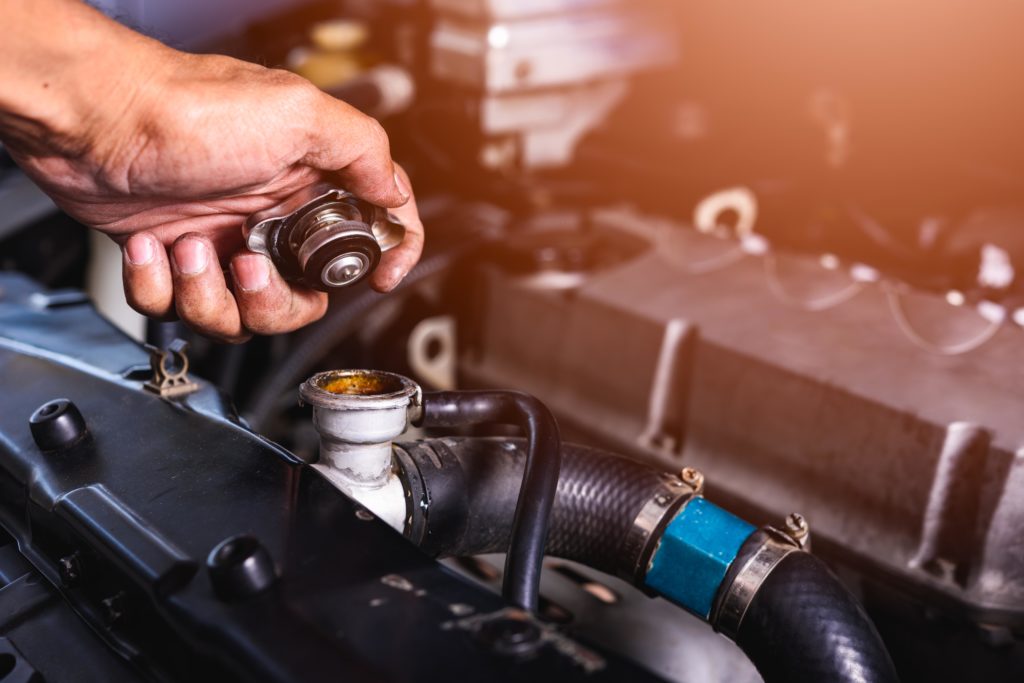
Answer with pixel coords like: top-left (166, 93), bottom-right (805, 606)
top-left (1, 1), bottom-right (1023, 681)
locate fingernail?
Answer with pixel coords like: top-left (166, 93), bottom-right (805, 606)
top-left (394, 171), bottom-right (410, 202)
top-left (232, 254), bottom-right (270, 292)
top-left (172, 238), bottom-right (209, 275)
top-left (384, 266), bottom-right (406, 291)
top-left (125, 234), bottom-right (154, 265)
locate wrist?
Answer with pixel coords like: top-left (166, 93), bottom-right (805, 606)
top-left (0, 0), bottom-right (173, 156)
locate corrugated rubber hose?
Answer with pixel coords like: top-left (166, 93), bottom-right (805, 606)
top-left (399, 437), bottom-right (672, 579)
top-left (734, 550), bottom-right (900, 683)
top-left (400, 436), bottom-right (899, 683)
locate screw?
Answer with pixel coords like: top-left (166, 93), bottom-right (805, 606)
top-left (784, 513), bottom-right (810, 548)
top-left (785, 513), bottom-right (807, 534)
top-left (680, 467), bottom-right (705, 495)
top-left (58, 553), bottom-right (82, 586)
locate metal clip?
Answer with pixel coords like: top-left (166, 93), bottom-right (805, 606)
top-left (143, 339), bottom-right (199, 398)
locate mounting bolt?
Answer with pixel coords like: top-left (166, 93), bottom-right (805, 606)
top-left (58, 553), bottom-right (82, 586)
top-left (29, 399), bottom-right (88, 451)
top-left (783, 512), bottom-right (811, 549)
top-left (680, 467), bottom-right (705, 495)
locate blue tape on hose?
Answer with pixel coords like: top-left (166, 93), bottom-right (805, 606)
top-left (644, 497), bottom-right (756, 619)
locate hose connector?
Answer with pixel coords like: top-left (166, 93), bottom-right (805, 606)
top-left (644, 496), bottom-right (756, 619)
top-left (299, 369), bottom-right (421, 488)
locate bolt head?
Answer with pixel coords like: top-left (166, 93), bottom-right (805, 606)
top-left (785, 513), bottom-right (808, 534)
top-left (679, 467), bottom-right (705, 493)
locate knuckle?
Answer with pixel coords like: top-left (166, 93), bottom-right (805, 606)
top-left (240, 292), bottom-right (326, 335)
top-left (301, 297), bottom-right (329, 328)
top-left (237, 297), bottom-right (286, 335)
top-left (362, 174), bottom-right (396, 202)
top-left (364, 118), bottom-right (391, 153)
top-left (279, 75), bottom-right (324, 112)
top-left (238, 311), bottom-right (277, 336)
top-left (125, 291), bottom-right (166, 317)
top-left (310, 295), bottom-right (329, 320)
top-left (176, 294), bottom-right (237, 338)
top-left (266, 67), bottom-right (308, 89)
top-left (123, 280), bottom-right (172, 318)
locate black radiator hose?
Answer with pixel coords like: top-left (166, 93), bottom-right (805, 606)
top-left (733, 550), bottom-right (899, 683)
top-left (398, 437), bottom-right (899, 683)
top-left (398, 437), bottom-right (684, 582)
top-left (415, 395), bottom-right (562, 612)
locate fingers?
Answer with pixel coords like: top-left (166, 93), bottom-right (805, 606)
top-left (370, 165), bottom-right (424, 293)
top-left (169, 235), bottom-right (250, 343)
top-left (229, 252), bottom-right (328, 334)
top-left (302, 92), bottom-right (409, 209)
top-left (122, 231), bottom-right (329, 342)
top-left (122, 232), bottom-right (175, 318)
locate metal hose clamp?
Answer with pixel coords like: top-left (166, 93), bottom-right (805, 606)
top-left (620, 474), bottom-right (695, 586)
top-left (711, 528), bottom-right (802, 640)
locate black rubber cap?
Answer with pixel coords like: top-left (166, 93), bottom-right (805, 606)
top-left (29, 399), bottom-right (88, 451)
top-left (207, 535), bottom-right (277, 601)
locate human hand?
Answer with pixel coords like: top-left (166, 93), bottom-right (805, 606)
top-left (0, 4), bottom-right (423, 342)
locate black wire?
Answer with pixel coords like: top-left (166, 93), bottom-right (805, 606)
top-left (417, 391), bottom-right (562, 612)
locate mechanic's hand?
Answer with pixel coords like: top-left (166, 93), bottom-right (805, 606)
top-left (0, 4), bottom-right (423, 343)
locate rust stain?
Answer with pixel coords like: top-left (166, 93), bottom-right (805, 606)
top-left (318, 371), bottom-right (402, 396)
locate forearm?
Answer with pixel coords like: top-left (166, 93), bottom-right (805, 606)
top-left (0, 0), bottom-right (167, 154)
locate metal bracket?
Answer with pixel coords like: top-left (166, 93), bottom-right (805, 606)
top-left (143, 339), bottom-right (199, 398)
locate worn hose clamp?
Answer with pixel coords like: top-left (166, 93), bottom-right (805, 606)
top-left (711, 528), bottom-right (801, 639)
top-left (243, 184), bottom-right (406, 291)
top-left (620, 474), bottom-right (695, 586)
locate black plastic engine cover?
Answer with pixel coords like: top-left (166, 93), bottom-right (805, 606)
top-left (0, 273), bottom-right (663, 683)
